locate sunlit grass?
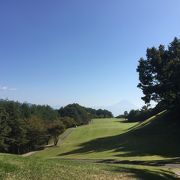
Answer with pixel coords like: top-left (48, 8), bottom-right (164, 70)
top-left (0, 154), bottom-right (178, 180)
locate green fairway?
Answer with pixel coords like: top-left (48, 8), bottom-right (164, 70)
top-left (35, 113), bottom-right (180, 163)
top-left (34, 118), bottom-right (138, 159)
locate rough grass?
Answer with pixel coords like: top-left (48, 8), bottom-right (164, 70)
top-left (0, 153), bottom-right (178, 180)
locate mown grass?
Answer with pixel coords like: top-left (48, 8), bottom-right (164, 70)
top-left (35, 112), bottom-right (180, 163)
top-left (34, 118), bottom-right (139, 159)
top-left (0, 153), bottom-right (178, 180)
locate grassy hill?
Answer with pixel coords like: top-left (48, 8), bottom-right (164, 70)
top-left (35, 111), bottom-right (180, 163)
top-left (0, 111), bottom-right (180, 179)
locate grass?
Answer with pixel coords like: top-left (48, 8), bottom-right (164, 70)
top-left (0, 153), bottom-right (178, 180)
top-left (34, 118), bottom-right (138, 159)
top-left (1, 111), bottom-right (180, 179)
top-left (35, 112), bottom-right (180, 163)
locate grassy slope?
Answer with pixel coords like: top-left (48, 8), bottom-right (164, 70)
top-left (34, 118), bottom-right (139, 159)
top-left (35, 112), bottom-right (180, 162)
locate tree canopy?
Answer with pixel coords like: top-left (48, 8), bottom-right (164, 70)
top-left (137, 37), bottom-right (180, 110)
top-left (58, 103), bottom-right (113, 125)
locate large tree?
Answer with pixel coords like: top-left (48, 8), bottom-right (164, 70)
top-left (137, 38), bottom-right (180, 109)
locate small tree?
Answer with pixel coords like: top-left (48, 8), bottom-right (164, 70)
top-left (47, 121), bottom-right (65, 146)
top-left (124, 111), bottom-right (128, 120)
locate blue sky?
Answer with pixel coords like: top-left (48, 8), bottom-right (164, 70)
top-left (0, 0), bottom-right (180, 110)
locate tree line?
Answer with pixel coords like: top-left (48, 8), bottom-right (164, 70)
top-left (0, 100), bottom-right (113, 154)
top-left (123, 103), bottom-right (165, 122)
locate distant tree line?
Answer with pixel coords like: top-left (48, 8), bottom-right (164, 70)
top-left (59, 104), bottom-right (113, 125)
top-left (116, 102), bottom-right (165, 122)
top-left (0, 100), bottom-right (113, 154)
top-left (125, 103), bottom-right (165, 122)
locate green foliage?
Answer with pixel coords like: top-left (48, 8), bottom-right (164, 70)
top-left (47, 121), bottom-right (65, 145)
top-left (26, 116), bottom-right (47, 151)
top-left (0, 107), bottom-right (10, 152)
top-left (127, 104), bottom-right (165, 122)
top-left (0, 100), bottom-right (62, 154)
top-left (137, 37), bottom-right (180, 109)
top-left (60, 117), bottom-right (75, 128)
top-left (58, 103), bottom-right (113, 126)
top-left (0, 101), bottom-right (28, 154)
top-left (95, 109), bottom-right (113, 118)
top-left (30, 104), bottom-right (59, 123)
top-left (127, 108), bottom-right (152, 122)
top-left (58, 104), bottom-right (90, 125)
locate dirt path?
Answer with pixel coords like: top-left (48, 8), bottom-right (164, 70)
top-left (164, 164), bottom-right (180, 178)
top-left (57, 128), bottom-right (74, 146)
top-left (22, 151), bottom-right (37, 157)
top-left (174, 170), bottom-right (180, 178)
top-left (165, 164), bottom-right (180, 168)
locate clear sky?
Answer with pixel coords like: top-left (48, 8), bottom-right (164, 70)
top-left (0, 0), bottom-right (180, 109)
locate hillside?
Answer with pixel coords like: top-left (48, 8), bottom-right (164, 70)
top-left (35, 111), bottom-right (180, 163)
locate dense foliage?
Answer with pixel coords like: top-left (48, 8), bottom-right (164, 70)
top-left (127, 105), bottom-right (161, 122)
top-left (0, 100), bottom-right (63, 154)
top-left (58, 103), bottom-right (113, 125)
top-left (124, 100), bottom-right (167, 122)
top-left (137, 37), bottom-right (180, 110)
top-left (0, 100), bottom-right (112, 154)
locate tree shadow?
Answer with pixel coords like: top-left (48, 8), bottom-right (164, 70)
top-left (110, 166), bottom-right (179, 180)
top-left (97, 158), bottom-right (180, 166)
top-left (58, 111), bottom-right (180, 164)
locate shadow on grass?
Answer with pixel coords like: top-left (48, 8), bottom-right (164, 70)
top-left (97, 158), bottom-right (180, 166)
top-left (110, 166), bottom-right (179, 180)
top-left (58, 111), bottom-right (180, 164)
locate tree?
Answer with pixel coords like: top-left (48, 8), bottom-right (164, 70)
top-left (0, 107), bottom-right (11, 152)
top-left (58, 104), bottom-right (113, 126)
top-left (124, 111), bottom-right (128, 120)
top-left (26, 116), bottom-right (47, 151)
top-left (137, 37), bottom-right (180, 109)
top-left (47, 121), bottom-right (65, 146)
top-left (61, 117), bottom-right (75, 128)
